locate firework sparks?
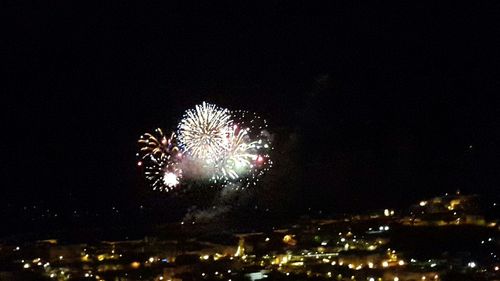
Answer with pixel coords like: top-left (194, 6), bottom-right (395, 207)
top-left (163, 172), bottom-right (180, 187)
top-left (138, 128), bottom-right (182, 191)
top-left (227, 110), bottom-right (273, 188)
top-left (212, 125), bottom-right (258, 182)
top-left (137, 128), bottom-right (177, 159)
top-left (177, 102), bottom-right (232, 162)
top-left (137, 102), bottom-right (273, 191)
top-left (143, 153), bottom-right (183, 192)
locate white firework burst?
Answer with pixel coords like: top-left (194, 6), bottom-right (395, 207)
top-left (177, 102), bottom-right (232, 162)
top-left (144, 154), bottom-right (182, 192)
top-left (216, 124), bottom-right (258, 181)
top-left (163, 171), bottom-right (180, 188)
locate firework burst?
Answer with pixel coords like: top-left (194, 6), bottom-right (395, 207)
top-left (138, 128), bottom-right (182, 191)
top-left (137, 102), bottom-right (273, 191)
top-left (137, 128), bottom-right (178, 160)
top-left (211, 125), bottom-right (257, 181)
top-left (143, 153), bottom-right (182, 191)
top-left (228, 110), bottom-right (273, 188)
top-left (177, 102), bottom-right (232, 162)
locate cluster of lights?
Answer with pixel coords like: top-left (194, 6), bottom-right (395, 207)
top-left (384, 209), bottom-right (395, 216)
top-left (13, 197), bottom-right (498, 281)
top-left (17, 247), bottom-right (178, 280)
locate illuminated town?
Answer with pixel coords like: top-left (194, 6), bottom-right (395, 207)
top-left (1, 193), bottom-right (498, 281)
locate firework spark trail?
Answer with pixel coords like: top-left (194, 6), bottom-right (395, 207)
top-left (137, 128), bottom-right (179, 160)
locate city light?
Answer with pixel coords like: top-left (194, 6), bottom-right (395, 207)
top-left (3, 193), bottom-right (496, 280)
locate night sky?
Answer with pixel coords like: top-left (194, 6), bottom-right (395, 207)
top-left (3, 3), bottom-right (500, 219)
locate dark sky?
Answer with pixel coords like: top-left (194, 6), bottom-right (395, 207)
top-left (3, 2), bottom-right (500, 216)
